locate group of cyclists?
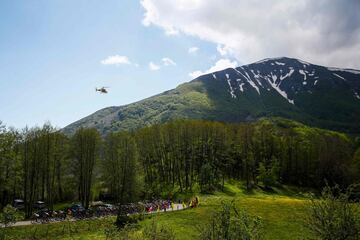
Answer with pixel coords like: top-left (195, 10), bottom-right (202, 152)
top-left (118, 199), bottom-right (171, 214)
top-left (29, 197), bottom-right (199, 224)
top-left (31, 209), bottom-right (67, 224)
top-left (31, 202), bottom-right (120, 224)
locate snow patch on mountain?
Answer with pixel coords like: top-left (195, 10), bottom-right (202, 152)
top-left (271, 72), bottom-right (277, 82)
top-left (266, 74), bottom-right (294, 105)
top-left (234, 68), bottom-right (260, 95)
top-left (280, 69), bottom-right (295, 80)
top-left (238, 82), bottom-right (245, 92)
top-left (299, 70), bottom-right (307, 81)
top-left (355, 92), bottom-right (360, 100)
top-left (333, 73), bottom-right (346, 81)
top-left (297, 59), bottom-right (311, 66)
top-left (250, 70), bottom-right (263, 87)
top-left (216, 57), bottom-right (359, 105)
top-left (253, 57), bottom-right (285, 65)
top-left (247, 79), bottom-right (260, 95)
top-left (328, 67), bottom-right (360, 75)
top-left (225, 74), bottom-right (236, 98)
top-left (250, 69), bottom-right (259, 78)
top-left (275, 61), bottom-right (285, 66)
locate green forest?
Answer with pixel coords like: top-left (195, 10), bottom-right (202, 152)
top-left (1, 118), bottom-right (360, 212)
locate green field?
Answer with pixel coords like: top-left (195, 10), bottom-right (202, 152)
top-left (1, 182), bottom-right (325, 240)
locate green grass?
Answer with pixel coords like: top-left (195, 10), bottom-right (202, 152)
top-left (1, 217), bottom-right (117, 240)
top-left (138, 182), bottom-right (313, 240)
top-left (2, 182), bottom-right (356, 240)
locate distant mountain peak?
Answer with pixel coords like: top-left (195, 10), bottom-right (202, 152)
top-left (63, 57), bottom-right (360, 135)
top-left (200, 57), bottom-right (360, 104)
top-left (251, 57), bottom-right (311, 66)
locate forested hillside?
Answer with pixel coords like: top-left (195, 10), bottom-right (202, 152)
top-left (1, 118), bottom-right (359, 215)
top-left (63, 57), bottom-right (360, 135)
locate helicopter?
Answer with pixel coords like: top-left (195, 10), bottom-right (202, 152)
top-left (95, 87), bottom-right (109, 94)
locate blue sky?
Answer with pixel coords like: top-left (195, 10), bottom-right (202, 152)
top-left (1, 0), bottom-right (359, 129)
top-left (0, 0), bottom-right (230, 129)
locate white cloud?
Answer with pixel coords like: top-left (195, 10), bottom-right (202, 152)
top-left (162, 57), bottom-right (176, 66)
top-left (149, 61), bottom-right (161, 71)
top-left (189, 58), bottom-right (238, 79)
top-left (149, 57), bottom-right (176, 71)
top-left (216, 44), bottom-right (232, 56)
top-left (189, 70), bottom-right (203, 79)
top-left (141, 0), bottom-right (360, 69)
top-left (188, 46), bottom-right (199, 54)
top-left (141, 0), bottom-right (179, 35)
top-left (101, 55), bottom-right (131, 65)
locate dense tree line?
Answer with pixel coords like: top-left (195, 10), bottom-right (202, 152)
top-left (0, 118), bottom-right (359, 214)
top-left (136, 119), bottom-right (356, 194)
top-left (0, 121), bottom-right (143, 214)
top-left (70, 128), bottom-right (101, 209)
top-left (102, 132), bottom-right (142, 204)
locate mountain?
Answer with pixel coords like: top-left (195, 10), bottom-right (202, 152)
top-left (63, 57), bottom-right (360, 135)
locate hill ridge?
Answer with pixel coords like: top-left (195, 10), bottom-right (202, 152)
top-left (62, 57), bottom-right (360, 135)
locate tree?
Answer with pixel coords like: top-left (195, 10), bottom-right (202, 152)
top-left (20, 124), bottom-right (69, 217)
top-left (71, 128), bottom-right (101, 209)
top-left (305, 185), bottom-right (360, 240)
top-left (0, 124), bottom-right (21, 209)
top-left (257, 157), bottom-right (279, 189)
top-left (199, 163), bottom-right (215, 193)
top-left (51, 132), bottom-right (70, 202)
top-left (350, 147), bottom-right (360, 183)
top-left (103, 132), bottom-right (141, 204)
top-left (22, 127), bottom-right (42, 218)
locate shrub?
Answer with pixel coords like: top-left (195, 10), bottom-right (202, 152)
top-left (305, 185), bottom-right (360, 240)
top-left (0, 205), bottom-right (17, 227)
top-left (104, 224), bottom-right (141, 240)
top-left (200, 201), bottom-right (263, 240)
top-left (142, 219), bottom-right (176, 240)
top-left (116, 213), bottom-right (134, 228)
top-left (105, 220), bottom-right (175, 240)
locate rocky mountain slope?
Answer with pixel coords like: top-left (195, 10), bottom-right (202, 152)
top-left (63, 57), bottom-right (360, 135)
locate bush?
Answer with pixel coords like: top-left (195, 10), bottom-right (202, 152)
top-left (105, 219), bottom-right (175, 240)
top-left (142, 218), bottom-right (176, 240)
top-left (116, 206), bottom-right (145, 228)
top-left (104, 224), bottom-right (141, 240)
top-left (0, 205), bottom-right (17, 227)
top-left (105, 224), bottom-right (143, 240)
top-left (305, 185), bottom-right (360, 240)
top-left (200, 201), bottom-right (263, 240)
top-left (116, 212), bottom-right (137, 228)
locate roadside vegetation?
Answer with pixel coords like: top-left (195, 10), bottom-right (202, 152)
top-left (1, 118), bottom-right (360, 239)
top-left (1, 182), bottom-right (359, 240)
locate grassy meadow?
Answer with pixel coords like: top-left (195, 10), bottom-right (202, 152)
top-left (0, 181), bottom-right (325, 240)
